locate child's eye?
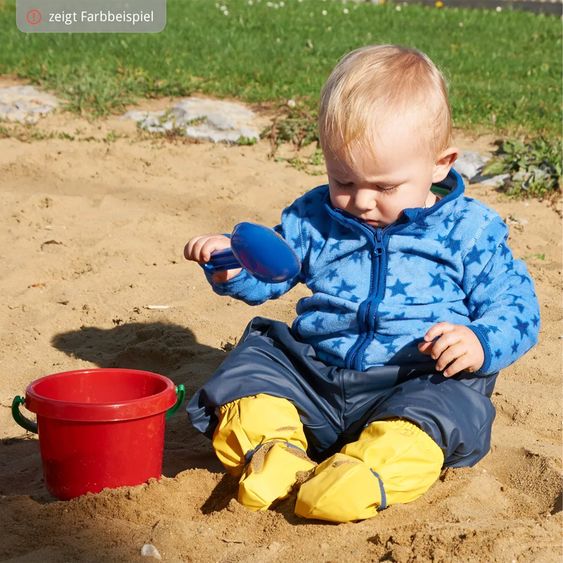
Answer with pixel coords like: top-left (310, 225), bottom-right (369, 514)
top-left (334, 180), bottom-right (354, 188)
top-left (378, 185), bottom-right (399, 193)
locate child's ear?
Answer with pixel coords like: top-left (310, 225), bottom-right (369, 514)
top-left (431, 147), bottom-right (459, 183)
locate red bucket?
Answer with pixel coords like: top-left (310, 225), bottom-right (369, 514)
top-left (11, 368), bottom-right (185, 500)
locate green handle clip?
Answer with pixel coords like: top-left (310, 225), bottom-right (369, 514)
top-left (166, 384), bottom-right (186, 420)
top-left (11, 396), bottom-right (38, 434)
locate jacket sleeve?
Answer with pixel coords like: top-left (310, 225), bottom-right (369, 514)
top-left (203, 202), bottom-right (307, 305)
top-left (462, 215), bottom-right (540, 375)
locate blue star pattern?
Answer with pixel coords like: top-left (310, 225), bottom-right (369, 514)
top-left (327, 269), bottom-right (338, 281)
top-left (384, 340), bottom-right (399, 354)
top-left (507, 294), bottom-right (525, 313)
top-left (333, 279), bottom-right (357, 296)
top-left (442, 216), bottom-right (454, 229)
top-left (311, 238), bottom-right (324, 252)
top-left (207, 181), bottom-right (539, 374)
top-left (515, 271), bottom-right (531, 285)
top-left (445, 237), bottom-right (462, 255)
top-left (466, 246), bottom-right (486, 265)
top-left (429, 272), bottom-right (447, 291)
top-left (514, 317), bottom-right (529, 338)
top-left (400, 253), bottom-right (417, 261)
top-left (480, 273), bottom-right (494, 287)
top-left (331, 338), bottom-right (344, 350)
top-left (312, 317), bottom-right (325, 331)
top-left (388, 278), bottom-right (411, 296)
top-left (425, 312), bottom-right (440, 323)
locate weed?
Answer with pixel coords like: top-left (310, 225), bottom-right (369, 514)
top-left (262, 105), bottom-right (319, 157)
top-left (278, 148), bottom-right (326, 176)
top-left (483, 137), bottom-right (562, 198)
top-left (104, 130), bottom-right (123, 143)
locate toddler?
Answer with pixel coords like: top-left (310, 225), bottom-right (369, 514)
top-left (185, 45), bottom-right (540, 522)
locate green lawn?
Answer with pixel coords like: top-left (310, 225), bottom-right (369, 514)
top-left (0, 0), bottom-right (561, 139)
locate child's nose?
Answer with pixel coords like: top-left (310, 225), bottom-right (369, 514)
top-left (354, 190), bottom-right (377, 211)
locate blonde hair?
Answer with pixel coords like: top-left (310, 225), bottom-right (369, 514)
top-left (319, 45), bottom-right (452, 161)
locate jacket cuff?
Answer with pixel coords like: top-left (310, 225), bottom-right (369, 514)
top-left (467, 324), bottom-right (493, 375)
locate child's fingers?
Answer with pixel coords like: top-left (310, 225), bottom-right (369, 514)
top-left (434, 341), bottom-right (466, 372)
top-left (199, 238), bottom-right (231, 262)
top-left (186, 235), bottom-right (230, 263)
top-left (184, 236), bottom-right (207, 261)
top-left (442, 353), bottom-right (473, 377)
top-left (423, 322), bottom-right (455, 342)
top-left (192, 237), bottom-right (216, 262)
top-left (428, 331), bottom-right (461, 360)
top-left (417, 341), bottom-right (433, 355)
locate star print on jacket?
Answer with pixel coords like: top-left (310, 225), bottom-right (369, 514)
top-left (204, 169), bottom-right (540, 375)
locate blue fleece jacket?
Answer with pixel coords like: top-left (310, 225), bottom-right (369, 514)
top-left (206, 169), bottom-right (540, 375)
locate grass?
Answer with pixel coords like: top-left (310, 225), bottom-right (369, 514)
top-left (0, 0), bottom-right (561, 140)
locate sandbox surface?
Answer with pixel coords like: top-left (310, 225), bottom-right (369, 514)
top-left (0, 103), bottom-right (561, 562)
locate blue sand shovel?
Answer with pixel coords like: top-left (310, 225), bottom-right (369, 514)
top-left (203, 222), bottom-right (301, 283)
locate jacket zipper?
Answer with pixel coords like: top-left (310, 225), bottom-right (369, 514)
top-left (345, 226), bottom-right (387, 370)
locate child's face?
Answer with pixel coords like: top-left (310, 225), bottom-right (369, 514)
top-left (325, 123), bottom-right (453, 228)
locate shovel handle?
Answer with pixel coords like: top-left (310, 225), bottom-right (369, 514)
top-left (204, 248), bottom-right (241, 273)
top-left (12, 396), bottom-right (38, 433)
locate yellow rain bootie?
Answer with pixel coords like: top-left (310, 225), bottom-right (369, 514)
top-left (238, 440), bottom-right (316, 511)
top-left (295, 419), bottom-right (444, 522)
top-left (212, 394), bottom-right (316, 511)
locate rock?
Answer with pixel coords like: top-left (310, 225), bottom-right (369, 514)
top-left (123, 97), bottom-right (261, 144)
top-left (0, 85), bottom-right (59, 124)
top-left (141, 543), bottom-right (162, 560)
top-left (475, 173), bottom-right (510, 188)
top-left (455, 150), bottom-right (490, 181)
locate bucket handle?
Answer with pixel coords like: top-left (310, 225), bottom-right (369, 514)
top-left (166, 384), bottom-right (186, 420)
top-left (11, 396), bottom-right (38, 434)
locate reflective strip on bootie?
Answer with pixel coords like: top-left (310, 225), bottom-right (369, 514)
top-left (238, 440), bottom-right (316, 511)
top-left (342, 419), bottom-right (444, 506)
top-left (211, 394), bottom-right (309, 477)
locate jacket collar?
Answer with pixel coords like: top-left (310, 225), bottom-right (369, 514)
top-left (323, 168), bottom-right (465, 234)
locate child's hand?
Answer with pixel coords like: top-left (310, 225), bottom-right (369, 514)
top-left (417, 322), bottom-right (485, 377)
top-left (184, 234), bottom-right (242, 283)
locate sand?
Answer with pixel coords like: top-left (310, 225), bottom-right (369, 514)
top-left (0, 95), bottom-right (561, 562)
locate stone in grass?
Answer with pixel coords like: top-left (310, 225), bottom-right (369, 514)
top-left (455, 150), bottom-right (490, 181)
top-left (124, 97), bottom-right (260, 144)
top-left (0, 85), bottom-right (59, 124)
top-left (474, 173), bottom-right (510, 188)
top-left (456, 150), bottom-right (511, 188)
